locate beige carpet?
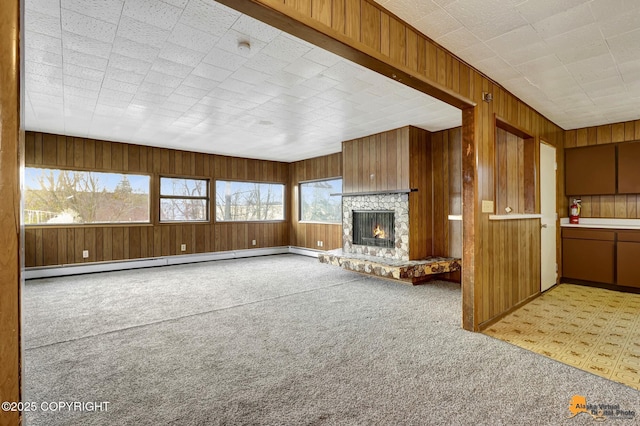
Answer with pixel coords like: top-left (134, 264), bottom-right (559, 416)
top-left (484, 283), bottom-right (640, 391)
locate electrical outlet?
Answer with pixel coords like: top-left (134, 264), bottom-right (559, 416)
top-left (252, 240), bottom-right (257, 246)
top-left (318, 241), bottom-right (324, 247)
top-left (82, 250), bottom-right (89, 259)
top-left (180, 244), bottom-right (186, 252)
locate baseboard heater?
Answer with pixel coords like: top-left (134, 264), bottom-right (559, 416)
top-left (24, 246), bottom-right (324, 279)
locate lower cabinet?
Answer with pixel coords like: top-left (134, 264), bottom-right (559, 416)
top-left (617, 231), bottom-right (640, 288)
top-left (562, 229), bottom-right (615, 284)
top-left (563, 228), bottom-right (640, 288)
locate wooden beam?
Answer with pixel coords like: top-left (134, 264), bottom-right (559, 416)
top-left (0, 0), bottom-right (22, 424)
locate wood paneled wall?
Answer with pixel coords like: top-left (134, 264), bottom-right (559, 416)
top-left (289, 152), bottom-right (342, 250)
top-left (432, 127), bottom-right (462, 260)
top-left (342, 127), bottom-right (409, 193)
top-left (565, 120), bottom-right (640, 218)
top-left (222, 0), bottom-right (565, 328)
top-left (24, 132), bottom-right (289, 267)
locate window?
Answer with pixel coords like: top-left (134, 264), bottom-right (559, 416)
top-left (299, 178), bottom-right (342, 223)
top-left (24, 168), bottom-right (150, 225)
top-left (160, 177), bottom-right (209, 222)
top-left (215, 181), bottom-right (284, 222)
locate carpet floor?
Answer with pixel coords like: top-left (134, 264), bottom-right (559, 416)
top-left (484, 283), bottom-right (640, 391)
top-left (23, 254), bottom-right (639, 425)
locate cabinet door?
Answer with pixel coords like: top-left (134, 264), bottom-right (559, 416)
top-left (617, 242), bottom-right (640, 288)
top-left (618, 141), bottom-right (640, 194)
top-left (565, 145), bottom-right (616, 195)
top-left (563, 238), bottom-right (615, 284)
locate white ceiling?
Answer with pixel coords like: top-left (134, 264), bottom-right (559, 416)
top-left (376, 0), bottom-right (640, 130)
top-left (23, 0), bottom-right (460, 162)
top-left (24, 1), bottom-right (640, 163)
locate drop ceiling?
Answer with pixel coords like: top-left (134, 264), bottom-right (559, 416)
top-left (24, 1), bottom-right (640, 163)
top-left (23, 0), bottom-right (461, 162)
top-left (375, 0), bottom-right (640, 130)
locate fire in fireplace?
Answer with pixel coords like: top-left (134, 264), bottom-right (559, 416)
top-left (352, 210), bottom-right (395, 248)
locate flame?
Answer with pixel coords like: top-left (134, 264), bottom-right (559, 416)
top-left (373, 224), bottom-right (386, 239)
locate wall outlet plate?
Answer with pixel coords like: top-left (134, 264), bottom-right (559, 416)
top-left (180, 244), bottom-right (186, 251)
top-left (252, 240), bottom-right (257, 246)
top-left (82, 250), bottom-right (89, 258)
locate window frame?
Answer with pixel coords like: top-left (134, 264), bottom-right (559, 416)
top-left (23, 166), bottom-right (152, 227)
top-left (159, 175), bottom-right (211, 223)
top-left (214, 179), bottom-right (286, 223)
top-left (298, 177), bottom-right (343, 224)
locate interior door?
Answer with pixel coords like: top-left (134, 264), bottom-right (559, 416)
top-left (540, 142), bottom-right (557, 292)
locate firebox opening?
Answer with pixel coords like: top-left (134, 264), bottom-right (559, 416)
top-left (353, 210), bottom-right (395, 248)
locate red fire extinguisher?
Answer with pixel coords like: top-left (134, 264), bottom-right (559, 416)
top-left (570, 199), bottom-right (581, 224)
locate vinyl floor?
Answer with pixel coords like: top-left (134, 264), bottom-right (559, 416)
top-left (484, 283), bottom-right (640, 391)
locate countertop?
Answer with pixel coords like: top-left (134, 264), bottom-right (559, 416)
top-left (560, 217), bottom-right (640, 230)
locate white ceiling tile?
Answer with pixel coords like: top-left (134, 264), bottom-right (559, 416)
top-left (62, 31), bottom-right (113, 59)
top-left (414, 8), bottom-right (462, 40)
top-left (105, 67), bottom-right (145, 85)
top-left (202, 47), bottom-right (248, 71)
top-left (64, 75), bottom-right (102, 91)
top-left (547, 27), bottom-right (607, 64)
top-left (231, 67), bottom-right (270, 85)
top-left (159, 42), bottom-right (206, 67)
top-left (144, 70), bottom-right (183, 89)
top-left (64, 49), bottom-right (110, 71)
top-left (102, 78), bottom-right (139, 94)
top-left (165, 93), bottom-right (199, 107)
top-left (589, 0), bottom-right (640, 22)
top-left (517, 0), bottom-right (587, 24)
top-left (283, 58), bottom-right (327, 79)
top-left (244, 53), bottom-right (289, 76)
top-left (436, 27), bottom-right (482, 52)
top-left (150, 58), bottom-right (193, 79)
top-left (231, 14), bottom-right (281, 43)
top-left (599, 9), bottom-right (640, 39)
top-left (134, 91), bottom-right (169, 105)
top-left (217, 78), bottom-right (256, 95)
top-left (112, 36), bottom-right (160, 63)
top-left (516, 55), bottom-right (564, 76)
top-left (182, 74), bottom-right (221, 91)
top-left (26, 81), bottom-right (63, 97)
top-left (26, 31), bottom-right (62, 54)
top-left (377, 0), bottom-right (440, 21)
top-left (167, 23), bottom-right (220, 53)
top-left (117, 16), bottom-right (171, 49)
top-left (108, 53), bottom-right (152, 74)
top-left (173, 85), bottom-right (210, 99)
top-left (26, 10), bottom-right (61, 38)
top-left (27, 0), bottom-right (61, 18)
top-left (138, 82), bottom-right (175, 97)
top-left (215, 29), bottom-right (267, 57)
top-left (456, 42), bottom-right (497, 65)
top-left (266, 71), bottom-right (305, 89)
top-left (192, 63), bottom-right (233, 82)
top-left (63, 63), bottom-right (104, 81)
top-left (62, 9), bottom-right (117, 43)
top-left (180, 0), bottom-right (240, 36)
top-left (26, 61), bottom-right (63, 79)
top-left (607, 29), bottom-right (640, 64)
top-left (261, 35), bottom-right (312, 63)
top-left (322, 61), bottom-right (366, 81)
top-left (123, 0), bottom-right (183, 31)
top-left (99, 88), bottom-right (134, 103)
top-left (301, 75), bottom-right (339, 92)
top-left (533, 3), bottom-right (595, 40)
top-left (61, 0), bottom-right (123, 25)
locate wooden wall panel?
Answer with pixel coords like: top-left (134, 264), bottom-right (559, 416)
top-left (565, 119), bottom-right (640, 219)
top-left (24, 132), bottom-right (290, 267)
top-left (342, 127), bottom-right (410, 192)
top-left (289, 152), bottom-right (342, 250)
top-left (432, 127), bottom-right (462, 261)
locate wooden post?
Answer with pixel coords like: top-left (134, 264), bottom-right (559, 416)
top-left (462, 107), bottom-right (478, 331)
top-left (0, 0), bottom-right (22, 425)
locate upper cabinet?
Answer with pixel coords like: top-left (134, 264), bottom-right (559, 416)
top-left (565, 144), bottom-right (616, 196)
top-left (618, 141), bottom-right (640, 194)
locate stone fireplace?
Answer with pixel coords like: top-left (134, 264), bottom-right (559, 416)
top-left (343, 193), bottom-right (409, 261)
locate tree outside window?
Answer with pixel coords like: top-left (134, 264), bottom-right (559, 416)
top-left (215, 181), bottom-right (284, 222)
